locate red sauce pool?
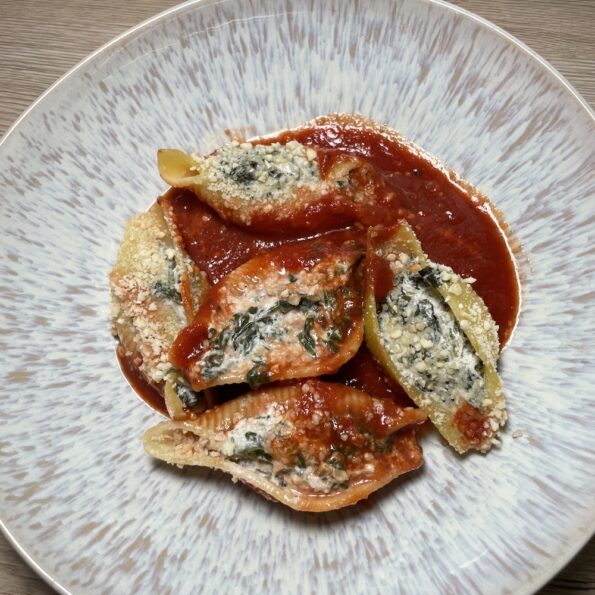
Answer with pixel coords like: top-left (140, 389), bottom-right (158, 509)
top-left (326, 345), bottom-right (415, 409)
top-left (160, 192), bottom-right (287, 286)
top-left (274, 121), bottom-right (519, 346)
top-left (117, 348), bottom-right (168, 416)
top-left (126, 118), bottom-right (520, 415)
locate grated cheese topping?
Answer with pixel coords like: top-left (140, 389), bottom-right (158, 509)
top-left (200, 140), bottom-right (322, 205)
top-left (109, 203), bottom-right (207, 384)
top-left (378, 259), bottom-right (486, 412)
top-left (195, 259), bottom-right (354, 387)
top-left (200, 405), bottom-right (352, 494)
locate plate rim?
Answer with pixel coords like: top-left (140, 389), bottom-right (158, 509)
top-left (0, 0), bottom-right (593, 593)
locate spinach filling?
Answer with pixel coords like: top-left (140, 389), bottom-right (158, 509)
top-left (229, 431), bottom-right (272, 463)
top-left (380, 263), bottom-right (485, 406)
top-left (202, 291), bottom-right (348, 383)
top-left (175, 381), bottom-right (201, 408)
top-left (152, 257), bottom-right (182, 304)
top-left (226, 425), bottom-right (398, 493)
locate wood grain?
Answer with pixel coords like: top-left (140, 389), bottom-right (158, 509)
top-left (0, 1), bottom-right (593, 594)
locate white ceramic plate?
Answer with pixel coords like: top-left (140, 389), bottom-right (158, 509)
top-left (1, 1), bottom-right (594, 593)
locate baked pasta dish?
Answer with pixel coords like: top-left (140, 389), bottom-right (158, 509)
top-left (110, 114), bottom-right (519, 512)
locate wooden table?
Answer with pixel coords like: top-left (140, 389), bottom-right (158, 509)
top-left (0, 1), bottom-right (593, 593)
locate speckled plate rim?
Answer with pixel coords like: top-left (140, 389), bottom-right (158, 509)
top-left (0, 1), bottom-right (593, 594)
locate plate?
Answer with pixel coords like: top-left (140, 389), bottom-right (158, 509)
top-left (1, 0), bottom-right (594, 593)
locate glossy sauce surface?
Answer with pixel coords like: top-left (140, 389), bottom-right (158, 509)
top-left (117, 348), bottom-right (167, 416)
top-left (257, 381), bottom-right (424, 488)
top-left (161, 191), bottom-right (287, 285)
top-left (326, 345), bottom-right (414, 408)
top-left (133, 117), bottom-right (520, 415)
top-left (274, 119), bottom-right (519, 346)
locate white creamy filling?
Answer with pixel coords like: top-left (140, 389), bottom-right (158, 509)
top-left (211, 410), bottom-right (353, 494)
top-left (198, 263), bottom-right (352, 384)
top-left (203, 140), bottom-right (323, 203)
top-left (378, 264), bottom-right (486, 408)
top-left (220, 413), bottom-right (292, 457)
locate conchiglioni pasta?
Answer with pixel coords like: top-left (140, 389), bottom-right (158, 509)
top-left (112, 113), bottom-right (520, 511)
top-left (169, 232), bottom-right (365, 392)
top-left (143, 381), bottom-right (426, 512)
top-left (109, 202), bottom-right (209, 418)
top-left (158, 141), bottom-right (384, 234)
top-left (364, 222), bottom-right (506, 453)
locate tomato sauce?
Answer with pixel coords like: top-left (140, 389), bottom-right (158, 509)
top-left (367, 251), bottom-right (398, 303)
top-left (453, 401), bottom-right (490, 446)
top-left (326, 345), bottom-right (415, 408)
top-left (116, 347), bottom-right (168, 416)
top-left (160, 190), bottom-right (286, 286)
top-left (126, 117), bottom-right (520, 416)
top-left (274, 119), bottom-right (519, 346)
top-left (267, 381), bottom-right (424, 484)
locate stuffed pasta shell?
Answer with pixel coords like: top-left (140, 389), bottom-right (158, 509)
top-left (157, 141), bottom-right (383, 234)
top-left (169, 232), bottom-right (364, 392)
top-left (143, 381), bottom-right (426, 512)
top-left (109, 202), bottom-right (209, 418)
top-left (364, 222), bottom-right (506, 453)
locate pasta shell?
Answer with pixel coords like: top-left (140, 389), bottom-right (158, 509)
top-left (157, 143), bottom-right (377, 234)
top-left (143, 381), bottom-right (425, 512)
top-left (109, 201), bottom-right (209, 418)
top-left (110, 203), bottom-right (188, 386)
top-left (363, 222), bottom-right (506, 453)
top-left (169, 232), bottom-right (365, 392)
